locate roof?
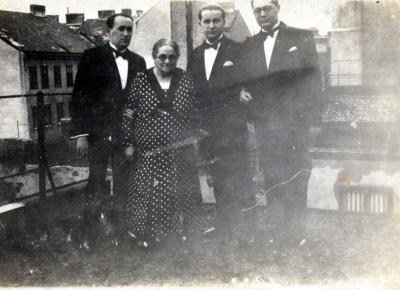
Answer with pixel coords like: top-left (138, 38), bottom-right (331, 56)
top-left (77, 10), bottom-right (147, 47)
top-left (78, 19), bottom-right (108, 46)
top-left (0, 10), bottom-right (94, 53)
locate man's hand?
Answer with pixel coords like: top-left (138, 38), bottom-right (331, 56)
top-left (239, 88), bottom-right (253, 103)
top-left (124, 108), bottom-right (135, 120)
top-left (76, 136), bottom-right (89, 156)
top-left (125, 146), bottom-right (135, 161)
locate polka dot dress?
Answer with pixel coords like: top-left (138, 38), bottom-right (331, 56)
top-left (122, 68), bottom-right (200, 241)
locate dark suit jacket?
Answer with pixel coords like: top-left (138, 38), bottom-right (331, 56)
top-left (187, 36), bottom-right (247, 162)
top-left (239, 22), bottom-right (322, 182)
top-left (71, 43), bottom-right (146, 141)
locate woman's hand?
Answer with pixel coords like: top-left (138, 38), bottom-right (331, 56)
top-left (125, 146), bottom-right (135, 161)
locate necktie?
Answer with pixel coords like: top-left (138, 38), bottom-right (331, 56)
top-left (204, 41), bottom-right (220, 50)
top-left (260, 27), bottom-right (278, 41)
top-left (113, 49), bottom-right (128, 59)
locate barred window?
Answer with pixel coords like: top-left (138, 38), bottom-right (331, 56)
top-left (54, 65), bottom-right (62, 88)
top-left (29, 66), bottom-right (38, 90)
top-left (40, 65), bottom-right (49, 89)
top-left (66, 65), bottom-right (74, 87)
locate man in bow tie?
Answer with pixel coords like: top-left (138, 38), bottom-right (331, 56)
top-left (71, 13), bottom-right (146, 249)
top-left (187, 4), bottom-right (249, 266)
top-left (239, 0), bottom-right (322, 249)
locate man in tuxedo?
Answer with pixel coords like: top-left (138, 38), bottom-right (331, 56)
top-left (71, 13), bottom-right (146, 247)
top-left (239, 0), bottom-right (322, 247)
top-left (187, 4), bottom-right (249, 257)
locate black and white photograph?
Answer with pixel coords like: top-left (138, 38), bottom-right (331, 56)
top-left (0, 0), bottom-right (399, 289)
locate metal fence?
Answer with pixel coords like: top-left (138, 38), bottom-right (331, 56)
top-left (0, 91), bottom-right (87, 210)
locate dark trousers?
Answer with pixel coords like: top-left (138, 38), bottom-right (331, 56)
top-left (84, 136), bottom-right (128, 236)
top-left (210, 151), bottom-right (249, 240)
top-left (265, 169), bottom-right (311, 247)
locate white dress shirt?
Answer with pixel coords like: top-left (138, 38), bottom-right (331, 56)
top-left (263, 21), bottom-right (280, 70)
top-left (204, 35), bottom-right (223, 81)
top-left (109, 42), bottom-right (129, 89)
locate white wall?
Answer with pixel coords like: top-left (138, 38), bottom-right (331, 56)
top-left (0, 40), bottom-right (30, 139)
top-left (130, 0), bottom-right (172, 69)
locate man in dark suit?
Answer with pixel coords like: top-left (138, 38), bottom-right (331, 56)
top-left (71, 13), bottom-right (146, 247)
top-left (187, 4), bottom-right (249, 258)
top-left (239, 0), bottom-right (322, 247)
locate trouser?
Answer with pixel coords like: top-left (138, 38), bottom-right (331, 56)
top-left (84, 136), bottom-right (128, 237)
top-left (265, 169), bottom-right (311, 247)
top-left (210, 152), bottom-right (249, 240)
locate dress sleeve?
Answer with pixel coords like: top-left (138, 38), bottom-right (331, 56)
top-left (122, 75), bottom-right (141, 147)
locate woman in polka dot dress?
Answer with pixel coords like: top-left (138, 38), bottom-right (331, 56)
top-left (122, 39), bottom-right (201, 247)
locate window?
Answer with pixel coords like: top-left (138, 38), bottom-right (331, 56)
top-left (66, 65), bottom-right (74, 87)
top-left (54, 65), bottom-right (62, 88)
top-left (44, 104), bottom-right (52, 126)
top-left (40, 65), bottom-right (49, 89)
top-left (29, 66), bottom-right (38, 90)
top-left (31, 104), bottom-right (53, 129)
top-left (56, 102), bottom-right (64, 124)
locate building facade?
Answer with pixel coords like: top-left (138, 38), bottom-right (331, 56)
top-left (0, 5), bottom-right (94, 141)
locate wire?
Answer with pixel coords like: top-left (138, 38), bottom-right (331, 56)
top-left (241, 169), bottom-right (312, 213)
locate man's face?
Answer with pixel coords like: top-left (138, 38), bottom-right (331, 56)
top-left (109, 15), bottom-right (133, 50)
top-left (252, 0), bottom-right (280, 31)
top-left (199, 9), bottom-right (225, 43)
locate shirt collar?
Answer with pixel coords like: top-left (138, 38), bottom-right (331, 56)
top-left (261, 20), bottom-right (281, 34)
top-left (109, 42), bottom-right (126, 53)
top-left (205, 34), bottom-right (224, 45)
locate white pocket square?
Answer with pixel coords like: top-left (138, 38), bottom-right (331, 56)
top-left (223, 61), bottom-right (234, 67)
top-left (288, 46), bottom-right (298, 52)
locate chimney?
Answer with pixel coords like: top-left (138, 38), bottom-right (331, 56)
top-left (136, 10), bottom-right (143, 17)
top-left (98, 10), bottom-right (115, 20)
top-left (121, 9), bottom-right (132, 16)
top-left (30, 4), bottom-right (46, 17)
top-left (46, 15), bottom-right (59, 22)
top-left (219, 2), bottom-right (235, 13)
top-left (65, 13), bottom-right (85, 26)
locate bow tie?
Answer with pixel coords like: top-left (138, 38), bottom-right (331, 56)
top-left (204, 41), bottom-right (220, 50)
top-left (260, 28), bottom-right (278, 41)
top-left (113, 49), bottom-right (128, 59)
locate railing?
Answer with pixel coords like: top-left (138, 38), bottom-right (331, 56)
top-left (0, 91), bottom-right (87, 212)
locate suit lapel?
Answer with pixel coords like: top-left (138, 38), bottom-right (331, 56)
top-left (208, 38), bottom-right (227, 82)
top-left (197, 45), bottom-right (207, 82)
top-left (105, 44), bottom-right (123, 92)
top-left (126, 54), bottom-right (138, 90)
top-left (250, 33), bottom-right (269, 76)
top-left (268, 23), bottom-right (290, 72)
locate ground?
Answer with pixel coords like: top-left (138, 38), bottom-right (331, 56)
top-left (0, 203), bottom-right (399, 289)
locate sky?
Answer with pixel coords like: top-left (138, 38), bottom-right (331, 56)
top-left (0, 0), bottom-right (334, 35)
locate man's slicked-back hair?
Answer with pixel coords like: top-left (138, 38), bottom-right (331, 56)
top-left (106, 13), bottom-right (134, 29)
top-left (251, 0), bottom-right (279, 8)
top-left (198, 3), bottom-right (226, 21)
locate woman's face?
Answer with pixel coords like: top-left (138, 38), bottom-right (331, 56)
top-left (154, 45), bottom-right (178, 74)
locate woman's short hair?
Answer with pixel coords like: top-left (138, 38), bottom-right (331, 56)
top-left (152, 39), bottom-right (180, 58)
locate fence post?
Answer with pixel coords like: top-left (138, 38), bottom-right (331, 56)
top-left (37, 91), bottom-right (46, 202)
